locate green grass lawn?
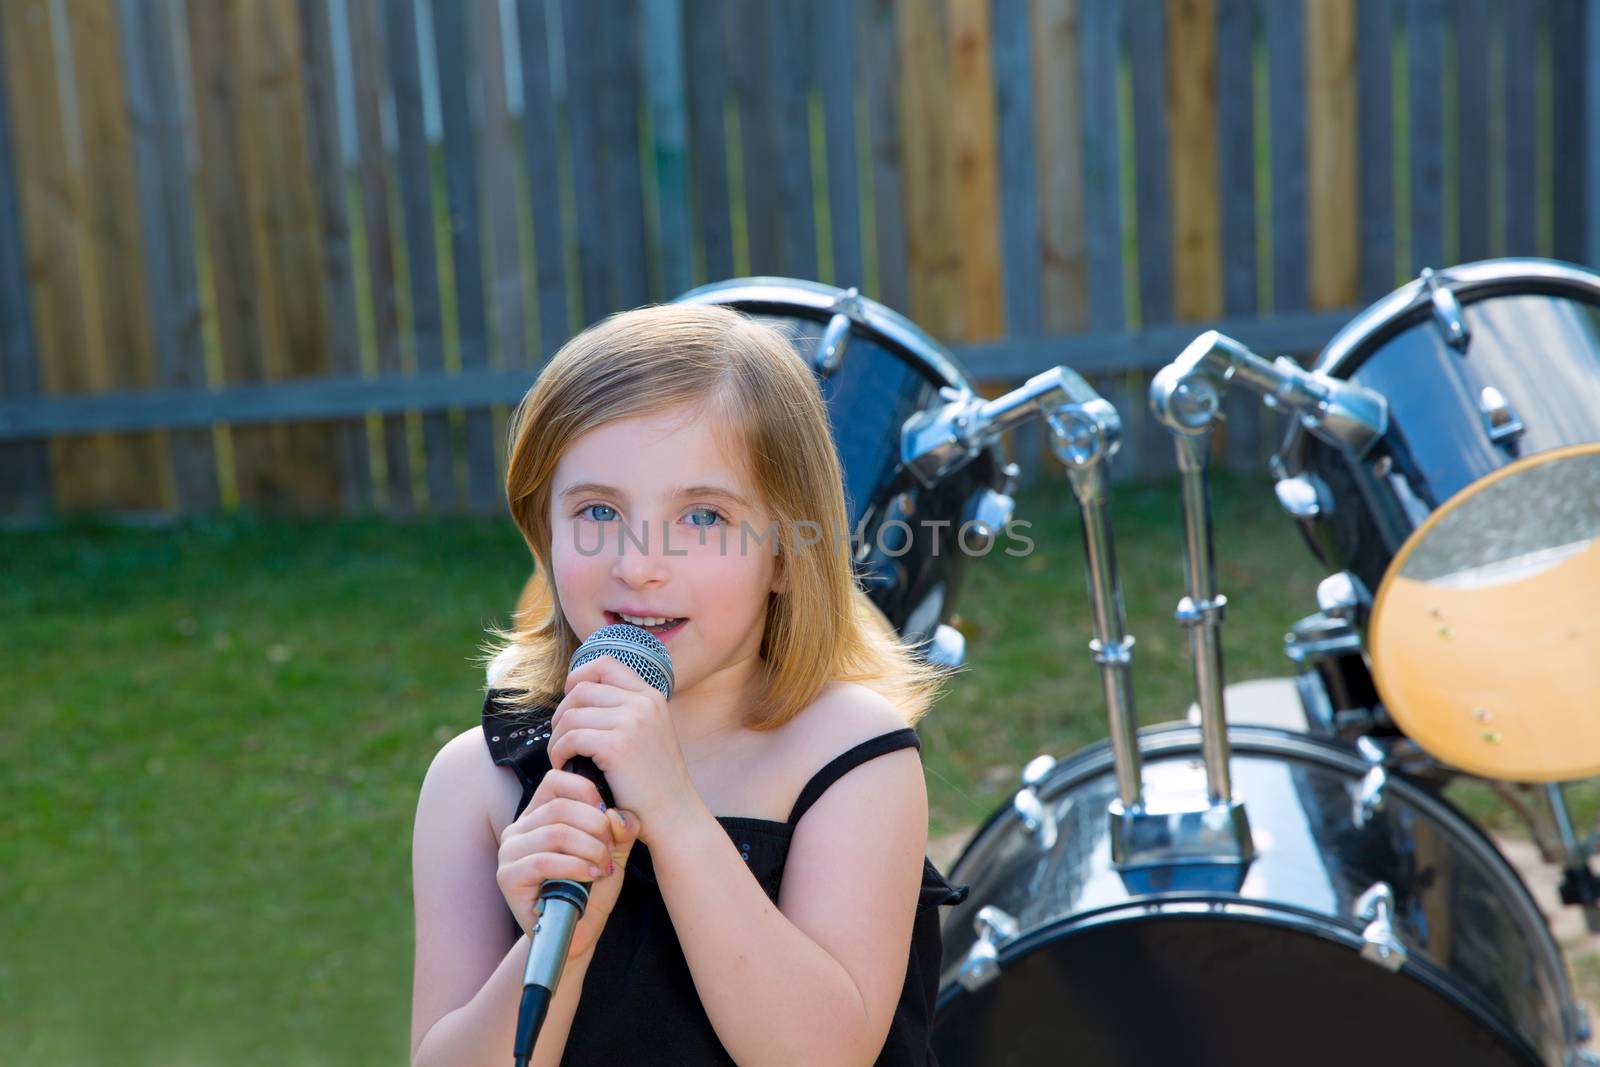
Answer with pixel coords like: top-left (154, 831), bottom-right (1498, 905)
top-left (2, 470), bottom-right (1587, 1062)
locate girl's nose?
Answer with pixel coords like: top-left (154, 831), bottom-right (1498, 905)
top-left (610, 519), bottom-right (673, 585)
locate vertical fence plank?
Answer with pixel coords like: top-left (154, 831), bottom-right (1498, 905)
top-left (517, 0), bottom-right (570, 354)
top-left (1128, 0), bottom-right (1173, 329)
top-left (188, 0), bottom-right (281, 509)
top-left (386, 0), bottom-right (455, 509)
top-left (1456, 0), bottom-right (1490, 263)
top-left (1406, 0), bottom-right (1445, 273)
top-left (235, 0), bottom-right (339, 510)
top-left (898, 0), bottom-right (962, 339)
top-left (0, 5), bottom-right (50, 517)
top-left (990, 0), bottom-right (1040, 338)
top-left (1034, 0), bottom-right (1087, 335)
top-left (597, 0), bottom-right (649, 306)
top-left (432, 0), bottom-right (499, 514)
top-left (729, 0), bottom-right (780, 275)
top-left (298, 0), bottom-right (372, 512)
top-left (69, 0), bottom-right (175, 512)
top-left (348, 0), bottom-right (412, 514)
top-left (1079, 0), bottom-right (1125, 332)
top-left (1356, 0), bottom-right (1394, 296)
top-left (862, 0), bottom-right (910, 311)
top-left (684, 0), bottom-right (733, 284)
top-left (818, 0), bottom-right (863, 289)
top-left (643, 0), bottom-right (692, 297)
top-left (771, 0), bottom-right (818, 282)
top-left (1504, 1), bottom-right (1537, 255)
top-left (949, 0), bottom-right (1003, 341)
top-left (1168, 0), bottom-right (1221, 323)
top-left (1266, 0), bottom-right (1308, 313)
top-left (473, 0), bottom-right (530, 369)
top-left (1216, 0), bottom-right (1261, 468)
top-left (120, 0), bottom-right (215, 514)
top-left (1551, 0), bottom-right (1586, 264)
top-left (562, 0), bottom-right (614, 321)
top-left (1307, 0), bottom-right (1356, 309)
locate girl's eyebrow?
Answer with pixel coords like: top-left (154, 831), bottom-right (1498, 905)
top-left (557, 481), bottom-right (753, 509)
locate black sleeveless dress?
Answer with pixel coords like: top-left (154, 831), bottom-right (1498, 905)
top-left (482, 690), bottom-right (968, 1065)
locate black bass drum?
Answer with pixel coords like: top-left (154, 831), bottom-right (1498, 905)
top-left (674, 278), bottom-right (1015, 656)
top-left (931, 725), bottom-right (1590, 1066)
top-left (1276, 257), bottom-right (1600, 597)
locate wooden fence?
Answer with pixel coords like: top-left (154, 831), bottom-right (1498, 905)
top-left (0, 0), bottom-right (1595, 518)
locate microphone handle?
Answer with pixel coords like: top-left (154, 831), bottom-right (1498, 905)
top-left (512, 755), bottom-right (617, 1063)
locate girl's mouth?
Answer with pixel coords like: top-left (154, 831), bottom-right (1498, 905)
top-left (605, 612), bottom-right (688, 641)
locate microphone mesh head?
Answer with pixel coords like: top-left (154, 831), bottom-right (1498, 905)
top-left (568, 623), bottom-right (675, 699)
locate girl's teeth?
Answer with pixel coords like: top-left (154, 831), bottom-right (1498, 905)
top-left (619, 613), bottom-right (677, 627)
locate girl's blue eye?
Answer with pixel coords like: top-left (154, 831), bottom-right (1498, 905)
top-left (687, 507), bottom-right (725, 528)
top-left (579, 504), bottom-right (617, 522)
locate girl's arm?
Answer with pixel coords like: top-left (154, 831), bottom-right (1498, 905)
top-left (410, 728), bottom-right (592, 1067)
top-left (647, 717), bottom-right (928, 1066)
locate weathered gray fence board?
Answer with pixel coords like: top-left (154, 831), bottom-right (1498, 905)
top-left (990, 0), bottom-right (1040, 337)
top-left (599, 0), bottom-right (650, 306)
top-left (517, 0), bottom-right (570, 356)
top-left (861, 0), bottom-right (909, 311)
top-left (118, 0), bottom-right (216, 512)
top-left (386, 0), bottom-right (456, 510)
top-left (684, 0), bottom-right (734, 284)
top-left (819, 0), bottom-right (863, 289)
top-left (1078, 0), bottom-right (1125, 331)
top-left (730, 0), bottom-right (780, 274)
top-left (348, 0), bottom-right (412, 514)
top-left (561, 0), bottom-right (612, 324)
top-left (1455, 0), bottom-right (1490, 263)
top-left (643, 0), bottom-right (692, 298)
top-left (1504, 2), bottom-right (1537, 255)
top-left (1357, 0), bottom-right (1395, 297)
top-left (1551, 0), bottom-right (1587, 264)
top-left (298, 0), bottom-right (372, 512)
top-left (1128, 1), bottom-right (1172, 329)
top-left (1216, 0), bottom-right (1262, 469)
top-left (0, 3), bottom-right (48, 516)
top-left (1407, 0), bottom-right (1445, 273)
top-left (473, 0), bottom-right (530, 369)
top-left (771, 0), bottom-right (818, 282)
top-left (1266, 0), bottom-right (1308, 312)
top-left (432, 0), bottom-right (499, 514)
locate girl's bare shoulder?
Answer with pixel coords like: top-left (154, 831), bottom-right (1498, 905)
top-left (421, 724), bottom-right (527, 841)
top-left (764, 681), bottom-right (917, 782)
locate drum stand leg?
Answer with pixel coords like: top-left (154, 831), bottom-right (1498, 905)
top-left (1545, 783), bottom-right (1600, 932)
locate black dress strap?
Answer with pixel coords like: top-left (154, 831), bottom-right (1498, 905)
top-left (786, 728), bottom-right (921, 828)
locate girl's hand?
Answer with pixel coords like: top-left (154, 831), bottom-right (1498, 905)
top-left (497, 768), bottom-right (640, 962)
top-left (548, 656), bottom-right (703, 846)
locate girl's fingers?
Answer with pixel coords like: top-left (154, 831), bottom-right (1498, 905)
top-left (504, 796), bottom-right (612, 843)
top-left (527, 769), bottom-right (603, 810)
top-left (500, 850), bottom-right (602, 888)
top-left (499, 822), bottom-right (612, 871)
top-left (547, 727), bottom-right (608, 770)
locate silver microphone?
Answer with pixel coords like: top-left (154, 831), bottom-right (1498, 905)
top-left (512, 623), bottom-right (674, 1064)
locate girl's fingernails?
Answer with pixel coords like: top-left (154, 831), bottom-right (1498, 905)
top-left (597, 800), bottom-right (607, 813)
top-left (589, 865), bottom-right (603, 879)
top-left (607, 861), bottom-right (616, 876)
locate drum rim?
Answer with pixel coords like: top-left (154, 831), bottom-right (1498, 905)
top-left (674, 276), bottom-right (975, 395)
top-left (934, 899), bottom-right (1547, 1065)
top-left (1311, 256), bottom-right (1600, 379)
top-left (946, 723), bottom-right (1579, 1042)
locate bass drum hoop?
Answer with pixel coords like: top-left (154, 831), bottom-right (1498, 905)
top-left (936, 897), bottom-right (1544, 1064)
top-left (674, 276), bottom-right (976, 396)
top-left (943, 722), bottom-right (1581, 1053)
top-left (1279, 257), bottom-right (1600, 468)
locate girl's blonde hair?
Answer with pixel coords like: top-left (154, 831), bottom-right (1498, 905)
top-left (484, 302), bottom-right (956, 729)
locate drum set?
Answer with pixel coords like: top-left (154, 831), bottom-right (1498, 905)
top-left (679, 259), bottom-right (1600, 1066)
